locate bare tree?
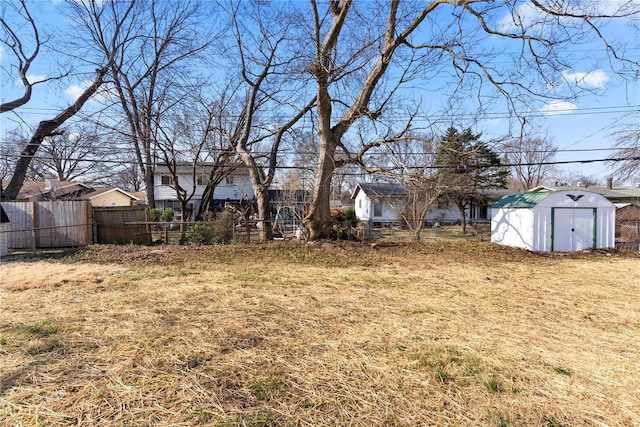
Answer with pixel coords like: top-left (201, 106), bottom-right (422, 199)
top-left (301, 0), bottom-right (639, 239)
top-left (2, 1), bottom-right (137, 201)
top-left (102, 159), bottom-right (145, 193)
top-left (99, 0), bottom-right (214, 208)
top-left (154, 96), bottom-right (239, 235)
top-left (611, 110), bottom-right (640, 183)
top-left (23, 125), bottom-right (112, 182)
top-left (361, 134), bottom-right (446, 240)
top-left (216, 1), bottom-right (316, 241)
top-left (502, 136), bottom-right (558, 191)
top-left (0, 1), bottom-right (70, 113)
top-left (193, 96), bottom-right (241, 220)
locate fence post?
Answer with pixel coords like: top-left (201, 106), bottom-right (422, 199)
top-left (30, 202), bottom-right (37, 253)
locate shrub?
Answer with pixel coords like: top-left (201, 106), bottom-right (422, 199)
top-left (185, 212), bottom-right (233, 245)
top-left (332, 226), bottom-right (352, 240)
top-left (211, 211), bottom-right (233, 243)
top-left (185, 222), bottom-right (216, 245)
top-left (161, 209), bottom-right (175, 222)
top-left (343, 207), bottom-right (357, 222)
top-left (149, 208), bottom-right (162, 222)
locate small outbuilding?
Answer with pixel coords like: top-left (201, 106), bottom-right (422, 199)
top-left (491, 187), bottom-right (615, 252)
top-left (0, 204), bottom-right (10, 257)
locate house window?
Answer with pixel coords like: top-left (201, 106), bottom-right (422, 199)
top-left (373, 199), bottom-right (382, 217)
top-left (225, 176), bottom-right (234, 185)
top-left (475, 205), bottom-right (488, 220)
top-left (437, 199), bottom-right (448, 210)
top-left (161, 175), bottom-right (172, 185)
top-left (358, 199), bottom-right (362, 209)
top-left (197, 176), bottom-right (206, 186)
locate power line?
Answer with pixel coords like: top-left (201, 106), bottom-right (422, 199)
top-left (0, 152), bottom-right (638, 171)
top-left (3, 103), bottom-right (638, 121)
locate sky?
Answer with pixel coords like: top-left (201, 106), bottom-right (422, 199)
top-left (1, 0), bottom-right (639, 185)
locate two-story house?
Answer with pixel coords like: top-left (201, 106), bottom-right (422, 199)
top-left (154, 163), bottom-right (254, 220)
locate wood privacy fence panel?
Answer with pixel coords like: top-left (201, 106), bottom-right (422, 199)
top-left (1, 202), bottom-right (33, 249)
top-left (93, 206), bottom-right (151, 244)
top-left (0, 201), bottom-right (92, 249)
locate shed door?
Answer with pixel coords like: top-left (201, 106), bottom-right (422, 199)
top-left (552, 208), bottom-right (595, 251)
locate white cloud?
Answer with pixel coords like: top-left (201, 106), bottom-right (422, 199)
top-left (15, 74), bottom-right (48, 86)
top-left (485, 118), bottom-right (501, 127)
top-left (496, 1), bottom-right (634, 33)
top-left (539, 100), bottom-right (578, 116)
top-left (0, 45), bottom-right (4, 60)
top-left (562, 70), bottom-right (610, 89)
top-left (497, 2), bottom-right (541, 32)
top-left (65, 82), bottom-right (90, 100)
top-left (592, 0), bottom-right (640, 16)
top-left (65, 80), bottom-right (117, 103)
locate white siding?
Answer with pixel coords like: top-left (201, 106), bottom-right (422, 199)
top-left (425, 206), bottom-right (460, 224)
top-left (354, 192), bottom-right (369, 221)
top-left (531, 208), bottom-right (551, 252)
top-left (491, 208), bottom-right (535, 250)
top-left (492, 190), bottom-right (615, 252)
top-left (154, 171), bottom-right (254, 203)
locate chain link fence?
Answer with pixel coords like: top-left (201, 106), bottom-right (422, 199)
top-left (616, 219), bottom-right (640, 252)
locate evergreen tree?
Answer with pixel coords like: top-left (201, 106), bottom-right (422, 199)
top-left (436, 127), bottom-right (508, 234)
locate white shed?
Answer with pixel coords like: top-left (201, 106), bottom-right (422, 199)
top-left (491, 188), bottom-right (615, 252)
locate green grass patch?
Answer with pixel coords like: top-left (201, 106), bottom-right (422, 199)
top-left (553, 366), bottom-right (573, 376)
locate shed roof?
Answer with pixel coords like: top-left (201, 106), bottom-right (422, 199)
top-left (0, 204), bottom-right (9, 223)
top-left (491, 189), bottom-right (552, 209)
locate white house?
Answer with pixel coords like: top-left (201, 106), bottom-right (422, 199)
top-left (351, 182), bottom-right (512, 227)
top-left (154, 163), bottom-right (254, 219)
top-left (491, 187), bottom-right (615, 252)
top-left (351, 183), bottom-right (408, 227)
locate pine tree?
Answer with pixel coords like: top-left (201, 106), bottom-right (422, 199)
top-left (435, 127), bottom-right (508, 234)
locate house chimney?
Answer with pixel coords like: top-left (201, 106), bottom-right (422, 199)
top-left (44, 174), bottom-right (57, 199)
top-left (606, 177), bottom-right (613, 190)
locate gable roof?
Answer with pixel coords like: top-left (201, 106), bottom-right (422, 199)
top-left (1, 180), bottom-right (92, 200)
top-left (85, 187), bottom-right (140, 201)
top-left (543, 184), bottom-right (640, 200)
top-left (351, 183), bottom-right (409, 200)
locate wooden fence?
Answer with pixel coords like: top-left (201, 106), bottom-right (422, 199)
top-left (93, 206), bottom-right (151, 244)
top-left (0, 201), bottom-right (93, 249)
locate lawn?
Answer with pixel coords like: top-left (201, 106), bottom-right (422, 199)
top-left (1, 241), bottom-right (639, 426)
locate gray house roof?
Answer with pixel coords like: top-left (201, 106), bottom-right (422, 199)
top-left (350, 183), bottom-right (409, 200)
top-left (544, 184), bottom-right (640, 203)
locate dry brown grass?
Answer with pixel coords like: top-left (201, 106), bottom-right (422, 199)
top-left (1, 241), bottom-right (639, 426)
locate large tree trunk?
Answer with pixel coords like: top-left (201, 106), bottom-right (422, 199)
top-left (254, 187), bottom-right (273, 241)
top-left (304, 139), bottom-right (337, 239)
top-left (196, 182), bottom-right (215, 220)
top-left (145, 163), bottom-right (155, 208)
top-left (457, 202), bottom-right (468, 235)
top-left (2, 68), bottom-right (108, 201)
top-left (3, 130), bottom-right (52, 200)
